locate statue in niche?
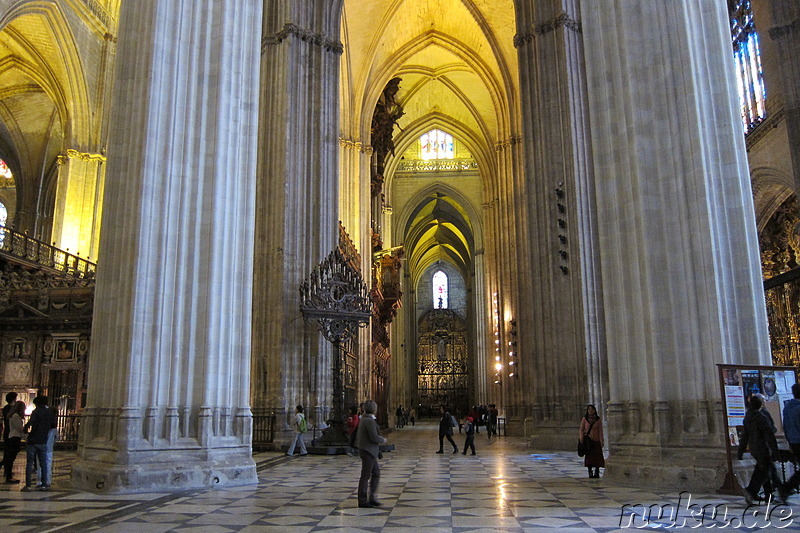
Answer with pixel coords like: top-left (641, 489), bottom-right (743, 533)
top-left (433, 333), bottom-right (449, 360)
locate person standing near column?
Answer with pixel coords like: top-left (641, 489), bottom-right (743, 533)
top-left (355, 400), bottom-right (386, 508)
top-left (285, 405), bottom-right (308, 457)
top-left (579, 404), bottom-right (605, 478)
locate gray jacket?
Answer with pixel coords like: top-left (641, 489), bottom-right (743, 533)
top-left (354, 414), bottom-right (385, 458)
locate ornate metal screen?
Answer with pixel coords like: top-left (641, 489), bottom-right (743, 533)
top-left (417, 309), bottom-right (469, 412)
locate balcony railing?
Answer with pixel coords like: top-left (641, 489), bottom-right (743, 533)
top-left (0, 226), bottom-right (96, 279)
top-left (395, 158), bottom-right (478, 172)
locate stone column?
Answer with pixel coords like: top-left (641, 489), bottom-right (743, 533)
top-left (251, 0), bottom-right (343, 432)
top-left (768, 1), bottom-right (800, 192)
top-left (72, 0), bottom-right (262, 492)
top-left (581, 0), bottom-right (771, 490)
top-left (514, 0), bottom-right (603, 446)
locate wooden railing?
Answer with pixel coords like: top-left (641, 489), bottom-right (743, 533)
top-left (0, 226), bottom-right (96, 279)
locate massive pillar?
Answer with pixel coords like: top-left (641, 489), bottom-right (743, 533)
top-left (513, 0), bottom-right (604, 446)
top-left (72, 0), bottom-right (262, 492)
top-left (581, 0), bottom-right (771, 490)
top-left (251, 1), bottom-right (343, 431)
top-left (768, 1), bottom-right (800, 192)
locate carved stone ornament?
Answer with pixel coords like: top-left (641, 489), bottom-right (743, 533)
top-left (299, 248), bottom-right (371, 342)
top-left (2, 361), bottom-right (31, 385)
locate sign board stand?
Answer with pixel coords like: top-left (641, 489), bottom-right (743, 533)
top-left (717, 363), bottom-right (797, 495)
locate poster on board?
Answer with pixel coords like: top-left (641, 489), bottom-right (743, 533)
top-left (717, 363), bottom-right (799, 494)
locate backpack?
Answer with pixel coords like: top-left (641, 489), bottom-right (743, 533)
top-left (450, 414), bottom-right (458, 428)
top-left (298, 415), bottom-right (307, 433)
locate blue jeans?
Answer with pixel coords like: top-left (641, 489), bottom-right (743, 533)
top-left (26, 443), bottom-right (50, 487)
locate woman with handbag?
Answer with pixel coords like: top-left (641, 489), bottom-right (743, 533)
top-left (579, 404), bottom-right (605, 478)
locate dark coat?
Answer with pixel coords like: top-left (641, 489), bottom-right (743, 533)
top-left (25, 405), bottom-right (56, 445)
top-left (355, 414), bottom-right (385, 459)
top-left (738, 408), bottom-right (778, 460)
top-left (439, 413), bottom-right (454, 436)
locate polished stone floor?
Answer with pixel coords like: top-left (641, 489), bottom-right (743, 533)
top-left (1, 421), bottom-right (798, 532)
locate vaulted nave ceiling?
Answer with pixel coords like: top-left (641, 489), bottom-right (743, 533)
top-left (341, 0), bottom-right (518, 156)
top-left (404, 194), bottom-right (474, 283)
top-left (341, 0), bottom-right (517, 280)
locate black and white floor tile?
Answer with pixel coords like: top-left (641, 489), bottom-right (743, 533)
top-left (0, 423), bottom-right (796, 532)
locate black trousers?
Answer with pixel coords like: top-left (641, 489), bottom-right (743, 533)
top-left (358, 450), bottom-right (380, 504)
top-left (3, 437), bottom-right (21, 480)
top-left (746, 453), bottom-right (783, 497)
top-left (439, 434), bottom-right (457, 451)
top-left (463, 434), bottom-right (475, 454)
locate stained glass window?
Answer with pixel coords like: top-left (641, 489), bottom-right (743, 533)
top-left (432, 270), bottom-right (448, 309)
top-left (420, 129), bottom-right (454, 160)
top-left (0, 158), bottom-right (11, 180)
top-left (730, 0), bottom-right (766, 133)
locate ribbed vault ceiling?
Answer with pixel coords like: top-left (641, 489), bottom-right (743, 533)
top-left (342, 0), bottom-right (516, 280)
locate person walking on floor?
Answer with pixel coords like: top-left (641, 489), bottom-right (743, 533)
top-left (3, 400), bottom-right (25, 483)
top-left (436, 407), bottom-right (458, 454)
top-left (781, 383), bottom-right (800, 500)
top-left (738, 394), bottom-right (787, 504)
top-left (462, 416), bottom-right (476, 455)
top-left (487, 404), bottom-right (498, 439)
top-left (22, 395), bottom-right (56, 491)
top-left (409, 407), bottom-right (416, 427)
top-left (355, 400), bottom-right (386, 508)
top-left (286, 405), bottom-right (308, 456)
top-left (579, 404), bottom-right (605, 478)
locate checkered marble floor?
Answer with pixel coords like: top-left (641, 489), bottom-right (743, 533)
top-left (1, 422), bottom-right (798, 532)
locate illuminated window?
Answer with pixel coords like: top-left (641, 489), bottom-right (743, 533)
top-left (420, 129), bottom-right (454, 160)
top-left (0, 158), bottom-right (11, 180)
top-left (730, 0), bottom-right (766, 133)
top-left (432, 270), bottom-right (448, 309)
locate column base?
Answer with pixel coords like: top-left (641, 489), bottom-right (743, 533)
top-left (604, 445), bottom-right (728, 493)
top-left (71, 447), bottom-right (258, 493)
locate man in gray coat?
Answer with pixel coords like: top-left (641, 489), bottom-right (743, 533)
top-left (355, 400), bottom-right (386, 508)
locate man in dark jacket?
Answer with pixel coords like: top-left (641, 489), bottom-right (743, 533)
top-left (22, 395), bottom-right (56, 491)
top-left (355, 400), bottom-right (386, 508)
top-left (737, 394), bottom-right (787, 504)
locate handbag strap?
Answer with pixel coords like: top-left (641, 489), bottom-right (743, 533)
top-left (583, 418), bottom-right (597, 438)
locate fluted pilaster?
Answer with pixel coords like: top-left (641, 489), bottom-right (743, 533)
top-left (72, 0), bottom-right (262, 492)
